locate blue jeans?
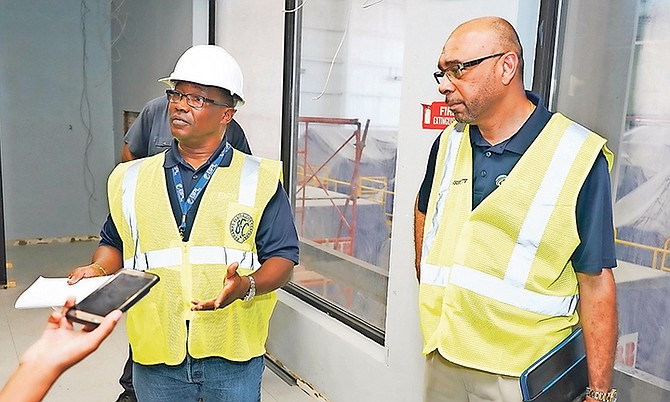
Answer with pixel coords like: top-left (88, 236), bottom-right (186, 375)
top-left (133, 354), bottom-right (264, 402)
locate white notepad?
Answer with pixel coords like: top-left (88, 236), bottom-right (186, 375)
top-left (14, 276), bottom-right (110, 309)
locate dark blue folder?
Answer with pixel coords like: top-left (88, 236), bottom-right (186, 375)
top-left (519, 328), bottom-right (588, 402)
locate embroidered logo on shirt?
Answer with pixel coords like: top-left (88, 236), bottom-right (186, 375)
top-left (495, 175), bottom-right (507, 187)
top-left (452, 178), bottom-right (468, 185)
top-left (230, 213), bottom-right (254, 243)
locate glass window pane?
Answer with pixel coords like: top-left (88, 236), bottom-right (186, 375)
top-left (290, 0), bottom-right (405, 331)
top-left (554, 0), bottom-right (670, 392)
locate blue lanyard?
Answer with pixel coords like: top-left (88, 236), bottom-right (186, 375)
top-left (171, 142), bottom-right (231, 238)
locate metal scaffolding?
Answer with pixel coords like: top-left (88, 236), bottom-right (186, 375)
top-left (295, 116), bottom-right (370, 257)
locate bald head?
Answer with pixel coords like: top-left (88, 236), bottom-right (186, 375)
top-left (444, 16), bottom-right (524, 78)
top-left (436, 16), bottom-right (531, 127)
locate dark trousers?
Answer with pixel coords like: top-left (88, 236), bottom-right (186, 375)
top-left (120, 345), bottom-right (135, 394)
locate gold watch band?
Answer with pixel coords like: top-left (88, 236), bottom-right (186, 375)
top-left (585, 387), bottom-right (617, 402)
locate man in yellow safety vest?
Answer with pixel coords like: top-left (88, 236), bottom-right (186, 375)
top-left (69, 45), bottom-right (299, 402)
top-left (415, 16), bottom-right (618, 402)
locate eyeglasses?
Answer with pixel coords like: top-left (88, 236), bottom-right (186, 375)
top-left (166, 89), bottom-right (231, 110)
top-left (433, 52), bottom-right (506, 84)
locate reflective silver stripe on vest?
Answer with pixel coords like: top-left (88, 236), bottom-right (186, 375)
top-left (239, 156), bottom-right (261, 207)
top-left (420, 125), bottom-right (464, 268)
top-left (123, 247), bottom-right (182, 270)
top-left (420, 263), bottom-right (451, 287)
top-left (123, 247), bottom-right (260, 271)
top-left (420, 122), bottom-right (586, 317)
top-left (504, 122), bottom-right (589, 288)
top-left (451, 264), bottom-right (578, 316)
top-left (121, 160), bottom-right (144, 268)
top-left (421, 263), bottom-right (578, 316)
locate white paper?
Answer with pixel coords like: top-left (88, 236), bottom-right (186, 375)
top-left (14, 276), bottom-right (111, 309)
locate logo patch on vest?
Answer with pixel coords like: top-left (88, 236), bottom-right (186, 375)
top-left (230, 213), bottom-right (254, 243)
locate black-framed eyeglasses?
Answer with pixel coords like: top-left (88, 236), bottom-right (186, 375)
top-left (166, 89), bottom-right (231, 110)
top-left (433, 52), bottom-right (506, 84)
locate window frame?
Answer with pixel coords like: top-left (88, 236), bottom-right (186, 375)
top-left (279, 0), bottom-right (388, 345)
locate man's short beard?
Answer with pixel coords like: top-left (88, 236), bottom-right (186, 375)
top-left (453, 111), bottom-right (475, 124)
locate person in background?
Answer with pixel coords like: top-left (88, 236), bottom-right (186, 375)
top-left (69, 44), bottom-right (298, 402)
top-left (414, 16), bottom-right (618, 402)
top-left (0, 297), bottom-right (121, 402)
top-left (115, 64), bottom-right (252, 402)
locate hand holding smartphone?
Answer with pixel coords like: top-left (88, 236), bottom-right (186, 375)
top-left (66, 269), bottom-right (159, 327)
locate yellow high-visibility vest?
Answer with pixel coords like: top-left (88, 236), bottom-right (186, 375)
top-left (108, 149), bottom-right (282, 365)
top-left (419, 113), bottom-right (613, 376)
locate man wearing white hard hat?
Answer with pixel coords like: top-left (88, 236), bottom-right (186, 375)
top-left (68, 45), bottom-right (299, 402)
top-left (117, 49), bottom-right (253, 402)
top-left (122, 45), bottom-right (251, 161)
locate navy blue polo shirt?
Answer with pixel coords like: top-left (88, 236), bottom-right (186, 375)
top-left (100, 139), bottom-right (299, 265)
top-left (417, 92), bottom-right (616, 273)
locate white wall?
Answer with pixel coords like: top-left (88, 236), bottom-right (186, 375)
top-left (0, 0), bottom-right (199, 241)
top-left (217, 0), bottom-right (287, 159)
top-left (0, 0), bottom-right (115, 240)
top-left (219, 1), bottom-right (540, 401)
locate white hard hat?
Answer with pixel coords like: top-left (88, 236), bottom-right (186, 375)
top-left (159, 45), bottom-right (245, 105)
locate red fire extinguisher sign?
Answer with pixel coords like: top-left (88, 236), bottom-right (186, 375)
top-left (421, 101), bottom-right (454, 130)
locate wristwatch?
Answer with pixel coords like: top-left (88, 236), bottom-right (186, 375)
top-left (243, 275), bottom-right (256, 301)
top-left (585, 387), bottom-right (617, 402)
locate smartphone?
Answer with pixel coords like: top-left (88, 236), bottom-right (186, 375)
top-left (66, 269), bottom-right (159, 326)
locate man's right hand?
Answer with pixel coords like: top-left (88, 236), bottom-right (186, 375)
top-left (67, 264), bottom-right (106, 285)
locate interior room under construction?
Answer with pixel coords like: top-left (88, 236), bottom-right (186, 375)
top-left (1, 1), bottom-right (670, 401)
